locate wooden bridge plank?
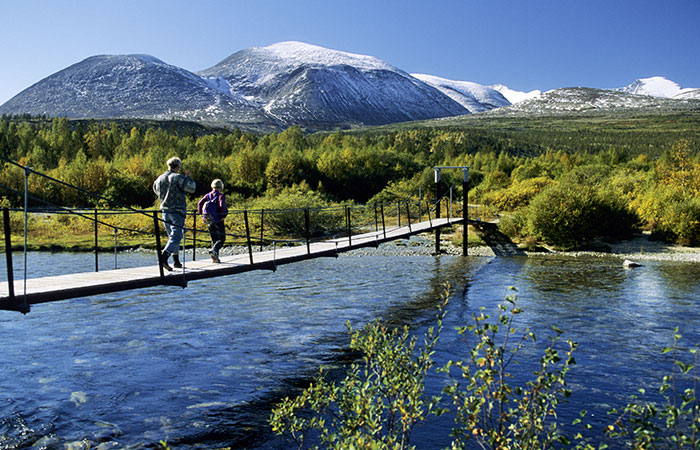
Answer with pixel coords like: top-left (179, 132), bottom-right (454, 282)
top-left (0, 218), bottom-right (461, 311)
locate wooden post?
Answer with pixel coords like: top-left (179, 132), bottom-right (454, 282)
top-left (154, 211), bottom-right (164, 279)
top-left (3, 208), bottom-right (15, 300)
top-left (244, 210), bottom-right (253, 264)
top-left (346, 206), bottom-right (352, 246)
top-left (94, 209), bottom-right (99, 272)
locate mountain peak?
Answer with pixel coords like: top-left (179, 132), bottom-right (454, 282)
top-left (232, 41), bottom-right (398, 73)
top-left (617, 76), bottom-right (688, 98)
top-left (411, 74), bottom-right (511, 112)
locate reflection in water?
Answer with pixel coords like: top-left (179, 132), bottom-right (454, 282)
top-left (0, 249), bottom-right (698, 449)
top-left (656, 260), bottom-right (700, 294)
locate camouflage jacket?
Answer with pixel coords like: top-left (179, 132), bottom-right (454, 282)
top-left (153, 170), bottom-right (196, 213)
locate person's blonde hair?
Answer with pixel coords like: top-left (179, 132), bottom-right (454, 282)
top-left (167, 157), bottom-right (182, 169)
top-left (211, 179), bottom-right (224, 190)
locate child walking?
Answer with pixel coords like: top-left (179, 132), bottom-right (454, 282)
top-left (197, 179), bottom-right (228, 263)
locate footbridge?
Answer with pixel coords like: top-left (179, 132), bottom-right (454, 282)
top-left (0, 159), bottom-right (474, 314)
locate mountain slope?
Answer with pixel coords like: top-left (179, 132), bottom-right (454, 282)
top-left (1, 42), bottom-right (698, 131)
top-left (411, 74), bottom-right (510, 112)
top-left (483, 87), bottom-right (700, 116)
top-left (0, 54), bottom-right (274, 127)
top-left (196, 41), bottom-right (469, 128)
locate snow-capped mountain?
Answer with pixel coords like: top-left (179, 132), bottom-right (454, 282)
top-left (484, 87), bottom-right (700, 116)
top-left (616, 76), bottom-right (700, 100)
top-left (411, 74), bottom-right (511, 113)
top-left (196, 41), bottom-right (469, 128)
top-left (0, 54), bottom-right (274, 127)
top-left (1, 41), bottom-right (698, 130)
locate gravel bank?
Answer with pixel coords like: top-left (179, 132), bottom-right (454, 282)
top-left (127, 233), bottom-right (700, 262)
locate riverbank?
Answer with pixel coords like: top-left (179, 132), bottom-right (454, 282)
top-left (465, 233), bottom-right (700, 263)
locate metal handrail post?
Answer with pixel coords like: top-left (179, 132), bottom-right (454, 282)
top-left (114, 227), bottom-right (118, 269)
top-left (154, 211), bottom-right (164, 279)
top-left (192, 211), bottom-right (197, 261)
top-left (22, 167), bottom-right (30, 313)
top-left (381, 204), bottom-right (386, 239)
top-left (419, 187), bottom-right (422, 220)
top-left (397, 202), bottom-right (401, 228)
top-left (406, 202), bottom-right (412, 233)
top-left (3, 208), bottom-right (15, 301)
top-left (244, 210), bottom-right (253, 264)
top-left (374, 204), bottom-right (378, 232)
top-left (449, 186), bottom-right (453, 220)
top-left (94, 209), bottom-right (99, 272)
top-left (305, 208), bottom-right (311, 255)
top-left (260, 208), bottom-right (265, 252)
top-left (427, 200), bottom-right (432, 227)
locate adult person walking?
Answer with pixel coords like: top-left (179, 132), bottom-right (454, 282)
top-left (197, 179), bottom-right (228, 263)
top-left (153, 156), bottom-right (196, 271)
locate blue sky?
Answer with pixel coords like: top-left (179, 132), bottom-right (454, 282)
top-left (1, 0), bottom-right (699, 105)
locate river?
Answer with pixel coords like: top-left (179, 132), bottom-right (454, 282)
top-left (1, 239), bottom-right (699, 449)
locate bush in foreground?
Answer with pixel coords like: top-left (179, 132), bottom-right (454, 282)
top-left (270, 287), bottom-right (699, 450)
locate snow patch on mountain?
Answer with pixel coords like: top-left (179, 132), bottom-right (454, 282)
top-left (674, 88), bottom-right (700, 100)
top-left (490, 84), bottom-right (542, 104)
top-left (411, 74), bottom-right (510, 112)
top-left (617, 76), bottom-right (699, 99)
top-left (262, 41), bottom-right (398, 72)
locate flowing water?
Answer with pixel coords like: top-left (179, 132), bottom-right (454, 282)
top-left (1, 241), bottom-right (699, 449)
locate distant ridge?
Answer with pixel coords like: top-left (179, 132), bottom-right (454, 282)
top-left (1, 42), bottom-right (699, 130)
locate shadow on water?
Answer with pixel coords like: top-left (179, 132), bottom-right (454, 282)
top-left (166, 255), bottom-right (489, 450)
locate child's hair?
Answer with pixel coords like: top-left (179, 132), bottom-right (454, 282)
top-left (211, 179), bottom-right (224, 189)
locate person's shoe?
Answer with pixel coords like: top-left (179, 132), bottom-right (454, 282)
top-left (160, 251), bottom-right (173, 272)
top-left (209, 250), bottom-right (221, 263)
top-left (172, 254), bottom-right (182, 269)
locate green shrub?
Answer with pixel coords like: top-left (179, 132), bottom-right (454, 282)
top-left (497, 211), bottom-right (527, 242)
top-left (269, 286), bottom-right (700, 450)
top-left (657, 196), bottom-right (700, 246)
top-left (248, 185), bottom-right (345, 237)
top-left (481, 177), bottom-right (554, 212)
top-left (442, 289), bottom-right (577, 449)
top-left (524, 182), bottom-right (637, 249)
top-left (270, 287), bottom-right (448, 450)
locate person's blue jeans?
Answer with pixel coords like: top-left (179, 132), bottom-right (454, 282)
top-left (162, 210), bottom-right (186, 254)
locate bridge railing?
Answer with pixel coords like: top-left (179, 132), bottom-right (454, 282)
top-left (0, 156), bottom-right (466, 313)
top-left (0, 195), bottom-right (457, 281)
